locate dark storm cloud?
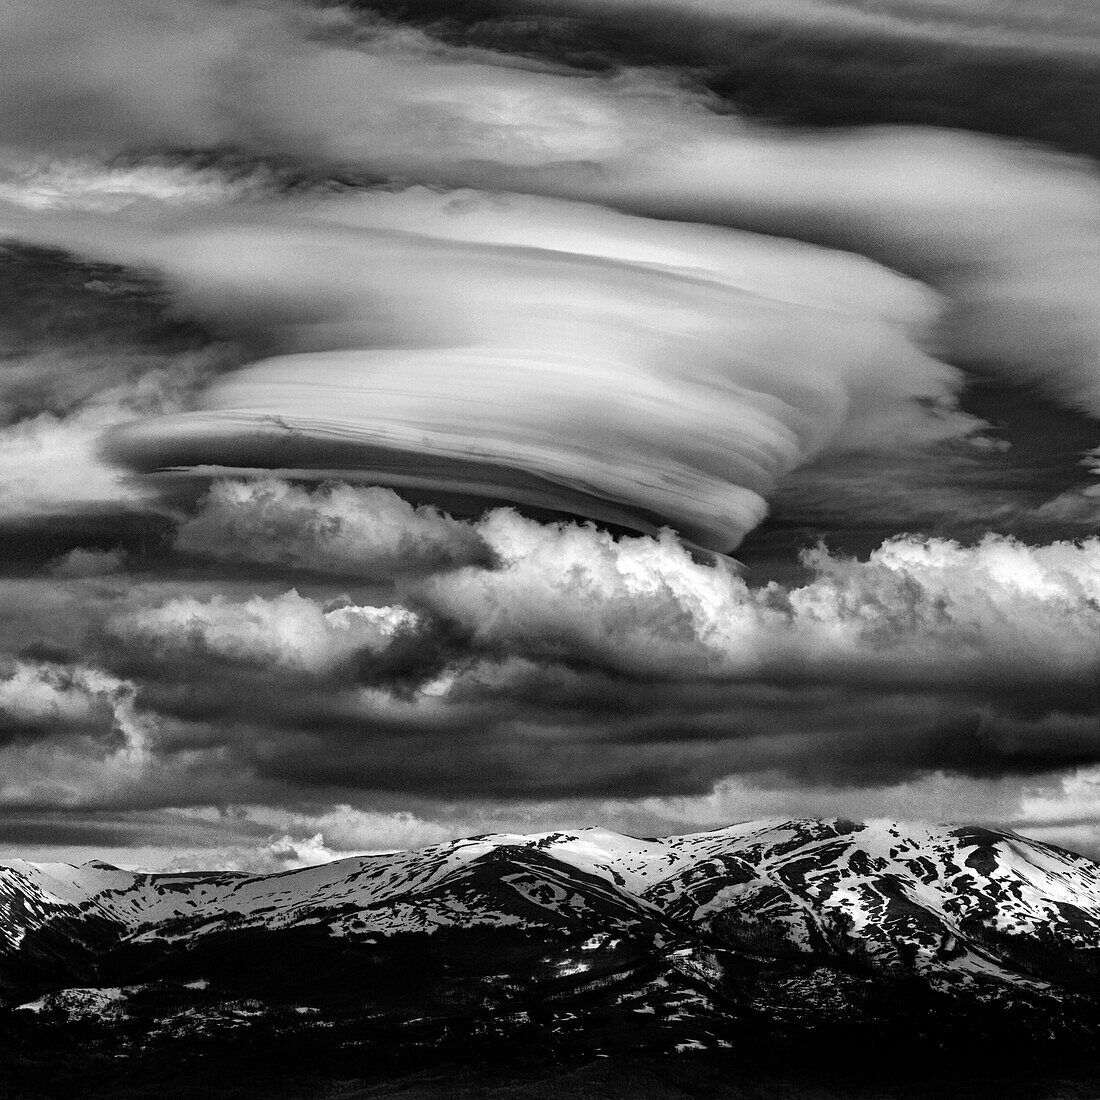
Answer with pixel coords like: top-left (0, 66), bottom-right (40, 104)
top-left (0, 511), bottom-right (173, 575)
top-left (6, 670), bottom-right (1098, 810)
top-left (1, 513), bottom-right (1098, 816)
top-left (0, 809), bottom-right (199, 848)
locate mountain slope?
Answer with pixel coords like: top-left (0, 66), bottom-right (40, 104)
top-left (6, 819), bottom-right (1100, 999)
top-left (5, 817), bottom-right (1100, 1059)
top-left (7, 820), bottom-right (1100, 1098)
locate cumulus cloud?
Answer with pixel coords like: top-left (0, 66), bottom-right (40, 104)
top-left (418, 512), bottom-right (1100, 692)
top-left (8, 514), bottom-right (1088, 809)
top-left (175, 478), bottom-right (493, 578)
top-left (0, 408), bottom-right (144, 515)
top-left (110, 590), bottom-right (417, 675)
top-left (1, 491), bottom-right (1095, 813)
top-left (0, 661), bottom-right (125, 735)
top-left (0, 660), bottom-right (152, 811)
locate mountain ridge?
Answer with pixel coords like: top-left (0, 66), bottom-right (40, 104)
top-left (6, 818), bottom-right (1100, 1096)
top-left (6, 817), bottom-right (1100, 997)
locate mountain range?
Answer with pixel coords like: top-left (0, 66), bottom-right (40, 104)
top-left (5, 819), bottom-right (1100, 1098)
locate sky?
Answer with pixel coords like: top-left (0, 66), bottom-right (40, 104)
top-left (0, 0), bottom-right (1098, 871)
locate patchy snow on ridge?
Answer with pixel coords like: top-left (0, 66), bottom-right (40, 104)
top-left (5, 820), bottom-right (1100, 1000)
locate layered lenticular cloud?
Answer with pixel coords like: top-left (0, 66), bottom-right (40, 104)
top-left (2, 34), bottom-right (1097, 544)
top-left (0, 0), bottom-right (1097, 866)
top-left (1, 184), bottom-right (962, 550)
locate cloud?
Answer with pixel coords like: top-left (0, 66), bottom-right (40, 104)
top-left (3, 767), bottom-right (1093, 869)
top-left (417, 512), bottom-right (1100, 692)
top-left (2, 81), bottom-right (1095, 550)
top-left (1, 7), bottom-right (1096, 551)
top-left (362, 0), bottom-right (1100, 166)
top-left (0, 661), bottom-right (152, 812)
top-left (47, 546), bottom-right (126, 578)
top-left (0, 0), bottom-right (701, 165)
top-left (7, 0), bottom-right (1096, 169)
top-left (505, 0), bottom-right (1100, 53)
top-left (0, 154), bottom-right (267, 214)
top-left (0, 0), bottom-right (1097, 863)
top-left (0, 408), bottom-right (144, 515)
top-left (110, 590), bottom-right (417, 675)
top-left (0, 661), bottom-right (126, 737)
top-left (2, 1), bottom-right (1097, 419)
top-left (0, 241), bottom-right (241, 521)
top-left (156, 803), bottom-right (457, 872)
top-left (477, 0), bottom-right (1098, 141)
top-left (501, 128), bottom-right (1100, 420)
top-left (3, 517), bottom-right (1090, 809)
top-left (0, 498), bottom-right (1095, 812)
top-left (0, 0), bottom-right (296, 156)
top-left (65, 189), bottom-right (967, 552)
top-left (175, 478), bottom-right (493, 578)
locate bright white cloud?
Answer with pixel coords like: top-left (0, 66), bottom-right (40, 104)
top-left (0, 337), bottom-right (233, 517)
top-left (72, 191), bottom-right (961, 551)
top-left (0, 408), bottom-right (148, 515)
top-left (175, 479), bottom-right (490, 577)
top-left (0, 662), bottom-right (124, 728)
top-left (111, 590), bottom-right (417, 674)
top-left (0, 661), bottom-right (151, 786)
top-left (421, 512), bottom-right (1100, 686)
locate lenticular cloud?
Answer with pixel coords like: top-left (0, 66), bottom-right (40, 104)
top-left (77, 189), bottom-right (959, 551)
top-left (2, 1), bottom-right (1098, 549)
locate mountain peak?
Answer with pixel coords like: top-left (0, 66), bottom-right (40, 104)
top-left (6, 817), bottom-right (1100, 1089)
top-left (4, 818), bottom-right (1100, 994)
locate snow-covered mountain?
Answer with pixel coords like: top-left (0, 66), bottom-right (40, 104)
top-left (7, 819), bottom-right (1100, 1097)
top-left (5, 818), bottom-right (1100, 1005)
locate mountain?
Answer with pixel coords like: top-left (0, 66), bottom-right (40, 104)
top-left (5, 819), bottom-right (1100, 1098)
